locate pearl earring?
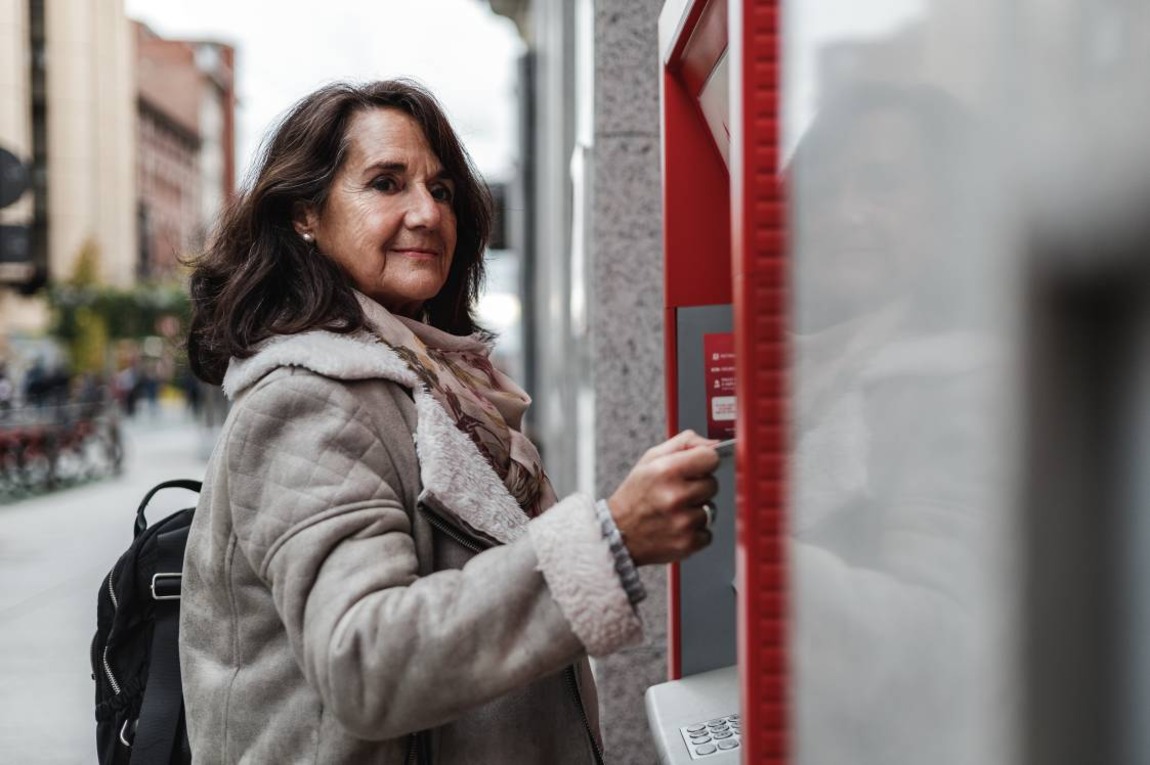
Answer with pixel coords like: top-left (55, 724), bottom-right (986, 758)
top-left (301, 232), bottom-right (314, 243)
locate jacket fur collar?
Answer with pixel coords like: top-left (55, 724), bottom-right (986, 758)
top-left (222, 329), bottom-right (529, 546)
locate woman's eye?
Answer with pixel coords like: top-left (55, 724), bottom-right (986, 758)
top-left (431, 184), bottom-right (454, 203)
top-left (371, 176), bottom-right (399, 192)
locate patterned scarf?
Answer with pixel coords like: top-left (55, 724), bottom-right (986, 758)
top-left (358, 294), bottom-right (558, 518)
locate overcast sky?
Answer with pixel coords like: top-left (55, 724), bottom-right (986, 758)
top-left (123, 0), bottom-right (929, 180)
top-left (124, 0), bottom-right (525, 184)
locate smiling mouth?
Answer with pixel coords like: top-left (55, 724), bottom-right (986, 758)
top-left (392, 248), bottom-right (439, 259)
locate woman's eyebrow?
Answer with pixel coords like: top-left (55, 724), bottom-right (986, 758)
top-left (362, 161), bottom-right (451, 181)
top-left (363, 161), bottom-right (407, 176)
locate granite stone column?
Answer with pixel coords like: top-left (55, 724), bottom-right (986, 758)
top-left (590, 0), bottom-right (668, 761)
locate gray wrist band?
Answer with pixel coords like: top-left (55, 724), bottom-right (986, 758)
top-left (595, 499), bottom-right (647, 606)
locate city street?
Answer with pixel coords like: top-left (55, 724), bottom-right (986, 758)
top-left (0, 406), bottom-right (210, 764)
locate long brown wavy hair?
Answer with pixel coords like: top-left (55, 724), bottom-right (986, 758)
top-left (186, 79), bottom-right (492, 384)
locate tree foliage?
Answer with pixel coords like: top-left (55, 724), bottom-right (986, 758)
top-left (51, 283), bottom-right (190, 340)
top-left (47, 238), bottom-right (190, 373)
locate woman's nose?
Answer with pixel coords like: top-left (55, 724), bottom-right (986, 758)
top-left (403, 185), bottom-right (442, 229)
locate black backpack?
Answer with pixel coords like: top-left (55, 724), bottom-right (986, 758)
top-left (92, 479), bottom-right (202, 765)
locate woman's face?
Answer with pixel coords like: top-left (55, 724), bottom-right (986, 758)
top-left (794, 107), bottom-right (932, 330)
top-left (297, 107), bottom-right (458, 318)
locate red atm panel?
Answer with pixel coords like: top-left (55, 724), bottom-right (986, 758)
top-left (659, 1), bottom-right (787, 763)
top-left (661, 0), bottom-right (733, 681)
top-left (731, 3), bottom-right (787, 763)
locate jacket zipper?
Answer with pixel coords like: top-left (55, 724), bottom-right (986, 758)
top-left (102, 565), bottom-right (122, 695)
top-left (417, 503), bottom-right (488, 553)
top-left (107, 565), bottom-right (119, 609)
top-left (565, 665), bottom-right (604, 765)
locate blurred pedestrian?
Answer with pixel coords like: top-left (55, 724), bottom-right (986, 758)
top-left (114, 364), bottom-right (138, 417)
top-left (181, 368), bottom-right (202, 417)
top-left (0, 364), bottom-right (13, 422)
top-left (24, 358), bottom-right (46, 408)
top-left (75, 372), bottom-right (103, 418)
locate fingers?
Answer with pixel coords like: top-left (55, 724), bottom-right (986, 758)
top-left (662, 505), bottom-right (713, 559)
top-left (662, 443), bottom-right (721, 478)
top-left (682, 504), bottom-right (711, 531)
top-left (642, 430), bottom-right (719, 463)
top-left (676, 429), bottom-right (721, 451)
top-left (694, 527), bottom-right (714, 550)
top-left (641, 462), bottom-right (716, 515)
top-left (681, 474), bottom-right (719, 507)
top-left (646, 447), bottom-right (719, 518)
top-left (684, 506), bottom-right (714, 552)
top-left (701, 502), bottom-right (715, 530)
top-left (612, 432), bottom-right (725, 566)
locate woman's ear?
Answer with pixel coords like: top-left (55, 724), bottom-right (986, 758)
top-left (291, 201), bottom-right (318, 240)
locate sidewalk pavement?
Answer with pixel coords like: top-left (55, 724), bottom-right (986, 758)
top-left (0, 403), bottom-right (211, 764)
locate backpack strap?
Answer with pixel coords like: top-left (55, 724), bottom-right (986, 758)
top-left (135, 479), bottom-right (202, 539)
top-left (129, 526), bottom-right (187, 765)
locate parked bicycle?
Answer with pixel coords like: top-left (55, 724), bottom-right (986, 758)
top-left (0, 401), bottom-right (123, 501)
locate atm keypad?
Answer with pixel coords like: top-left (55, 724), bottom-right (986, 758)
top-left (679, 714), bottom-right (740, 758)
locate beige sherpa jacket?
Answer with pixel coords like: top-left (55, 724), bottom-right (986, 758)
top-left (179, 325), bottom-right (643, 764)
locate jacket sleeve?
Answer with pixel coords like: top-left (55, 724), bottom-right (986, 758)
top-left (224, 369), bottom-right (641, 740)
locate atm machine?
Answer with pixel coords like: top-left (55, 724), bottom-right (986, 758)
top-left (649, 0), bottom-right (1150, 763)
top-left (645, 1), bottom-right (786, 764)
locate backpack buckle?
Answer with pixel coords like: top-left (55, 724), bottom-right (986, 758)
top-left (150, 573), bottom-right (182, 601)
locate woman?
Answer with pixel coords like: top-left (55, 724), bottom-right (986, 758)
top-left (180, 79), bottom-right (720, 764)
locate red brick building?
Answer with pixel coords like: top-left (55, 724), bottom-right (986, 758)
top-left (134, 22), bottom-right (235, 279)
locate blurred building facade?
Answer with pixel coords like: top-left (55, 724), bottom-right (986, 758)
top-left (0, 0), bottom-right (137, 337)
top-left (0, 0), bottom-right (35, 295)
top-left (0, 2), bottom-right (235, 374)
top-left (135, 22), bottom-right (235, 279)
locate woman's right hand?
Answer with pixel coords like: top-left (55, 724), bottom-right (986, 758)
top-left (607, 430), bottom-right (721, 566)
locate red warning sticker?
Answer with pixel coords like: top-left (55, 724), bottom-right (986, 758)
top-left (703, 332), bottom-right (736, 440)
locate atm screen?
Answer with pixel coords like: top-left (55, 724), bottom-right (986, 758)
top-left (696, 49), bottom-right (729, 166)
